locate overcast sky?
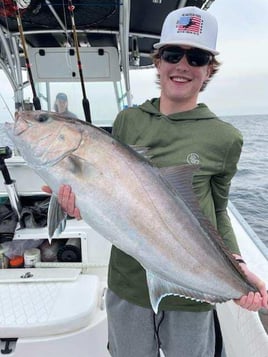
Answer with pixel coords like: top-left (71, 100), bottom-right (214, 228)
top-left (1, 0), bottom-right (268, 118)
top-left (130, 0), bottom-right (268, 116)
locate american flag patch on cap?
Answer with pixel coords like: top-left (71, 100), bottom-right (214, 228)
top-left (176, 14), bottom-right (203, 35)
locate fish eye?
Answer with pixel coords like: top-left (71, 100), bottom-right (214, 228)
top-left (37, 114), bottom-right (49, 122)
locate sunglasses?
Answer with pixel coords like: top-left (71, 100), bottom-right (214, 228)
top-left (159, 46), bottom-right (212, 67)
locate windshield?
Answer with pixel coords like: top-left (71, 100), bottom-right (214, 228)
top-left (0, 67), bottom-right (125, 125)
top-left (0, 69), bottom-right (127, 151)
top-left (36, 80), bottom-right (124, 127)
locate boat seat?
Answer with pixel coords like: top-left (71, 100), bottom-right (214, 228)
top-left (0, 269), bottom-right (100, 338)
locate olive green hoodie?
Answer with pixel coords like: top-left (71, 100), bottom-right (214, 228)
top-left (108, 99), bottom-right (243, 311)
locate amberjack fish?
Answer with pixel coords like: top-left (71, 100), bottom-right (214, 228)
top-left (5, 111), bottom-right (257, 312)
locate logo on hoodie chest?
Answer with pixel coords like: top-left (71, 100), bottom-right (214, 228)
top-left (187, 153), bottom-right (200, 165)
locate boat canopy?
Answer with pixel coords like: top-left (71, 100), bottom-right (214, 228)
top-left (0, 0), bottom-right (215, 123)
top-left (0, 1), bottom-right (215, 67)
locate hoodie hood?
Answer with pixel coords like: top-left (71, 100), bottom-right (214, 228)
top-left (139, 98), bottom-right (216, 121)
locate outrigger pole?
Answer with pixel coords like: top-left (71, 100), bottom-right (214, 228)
top-left (67, 0), bottom-right (91, 123)
top-left (12, 0), bottom-right (41, 110)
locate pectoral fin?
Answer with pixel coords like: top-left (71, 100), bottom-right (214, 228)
top-left (47, 194), bottom-right (67, 240)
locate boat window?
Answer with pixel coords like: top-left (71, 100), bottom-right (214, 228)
top-left (35, 80), bottom-right (125, 127)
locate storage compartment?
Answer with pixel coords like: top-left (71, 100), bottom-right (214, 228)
top-left (0, 274), bottom-right (100, 338)
top-left (28, 47), bottom-right (120, 82)
top-left (0, 166), bottom-right (111, 356)
top-left (0, 191), bottom-right (111, 269)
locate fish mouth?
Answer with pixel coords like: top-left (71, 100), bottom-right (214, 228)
top-left (4, 122), bottom-right (15, 139)
top-left (5, 115), bottom-right (32, 138)
top-left (4, 122), bottom-right (13, 130)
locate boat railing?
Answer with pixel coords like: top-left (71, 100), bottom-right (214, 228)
top-left (228, 200), bottom-right (268, 261)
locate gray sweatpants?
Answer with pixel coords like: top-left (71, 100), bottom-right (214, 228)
top-left (106, 289), bottom-right (215, 357)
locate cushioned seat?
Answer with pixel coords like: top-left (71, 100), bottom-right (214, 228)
top-left (0, 271), bottom-right (100, 338)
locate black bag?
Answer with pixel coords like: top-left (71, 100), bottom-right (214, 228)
top-left (0, 196), bottom-right (50, 243)
top-left (0, 204), bottom-right (18, 243)
top-left (20, 197), bottom-right (50, 229)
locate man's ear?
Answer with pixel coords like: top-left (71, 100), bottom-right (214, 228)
top-left (155, 58), bottom-right (161, 73)
top-left (206, 64), bottom-right (213, 79)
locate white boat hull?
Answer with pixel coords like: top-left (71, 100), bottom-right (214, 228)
top-left (2, 313), bottom-right (109, 357)
top-left (217, 204), bottom-right (268, 357)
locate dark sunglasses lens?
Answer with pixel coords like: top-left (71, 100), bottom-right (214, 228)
top-left (161, 49), bottom-right (184, 64)
top-left (161, 47), bottom-right (211, 67)
top-left (187, 49), bottom-right (211, 66)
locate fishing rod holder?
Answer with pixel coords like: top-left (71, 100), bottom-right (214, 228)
top-left (0, 146), bottom-right (22, 221)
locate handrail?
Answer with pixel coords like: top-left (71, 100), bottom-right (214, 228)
top-left (119, 0), bottom-right (132, 107)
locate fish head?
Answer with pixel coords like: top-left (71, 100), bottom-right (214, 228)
top-left (5, 111), bottom-right (83, 168)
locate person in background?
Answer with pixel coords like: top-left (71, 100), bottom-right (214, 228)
top-left (44, 6), bottom-right (268, 357)
top-left (54, 92), bottom-right (77, 118)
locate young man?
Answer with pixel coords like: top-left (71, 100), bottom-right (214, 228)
top-left (54, 92), bottom-right (77, 118)
top-left (49, 6), bottom-right (267, 357)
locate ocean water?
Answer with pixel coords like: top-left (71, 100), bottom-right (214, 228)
top-left (223, 114), bottom-right (268, 247)
top-left (0, 114), bottom-right (267, 247)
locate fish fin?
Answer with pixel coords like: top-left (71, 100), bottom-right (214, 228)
top-left (65, 154), bottom-right (99, 178)
top-left (158, 164), bottom-right (200, 208)
top-left (158, 165), bottom-right (253, 285)
top-left (47, 194), bottom-right (67, 238)
top-left (146, 270), bottom-right (222, 314)
top-left (67, 155), bottom-right (88, 174)
top-left (129, 145), bottom-right (152, 160)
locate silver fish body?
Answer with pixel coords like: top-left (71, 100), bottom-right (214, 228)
top-left (5, 111), bottom-right (257, 312)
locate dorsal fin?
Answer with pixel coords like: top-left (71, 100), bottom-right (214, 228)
top-left (158, 164), bottom-right (255, 285)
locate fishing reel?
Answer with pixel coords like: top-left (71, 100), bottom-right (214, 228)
top-left (0, 146), bottom-right (13, 184)
top-left (0, 146), bottom-right (22, 221)
top-left (0, 146), bottom-right (12, 161)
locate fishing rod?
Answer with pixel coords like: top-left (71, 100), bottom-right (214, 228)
top-left (12, 0), bottom-right (41, 110)
top-left (67, 0), bottom-right (91, 123)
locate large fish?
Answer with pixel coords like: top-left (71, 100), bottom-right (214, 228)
top-left (5, 111), bottom-right (257, 312)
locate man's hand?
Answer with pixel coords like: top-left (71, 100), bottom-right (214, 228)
top-left (233, 259), bottom-right (267, 311)
top-left (42, 184), bottom-right (82, 220)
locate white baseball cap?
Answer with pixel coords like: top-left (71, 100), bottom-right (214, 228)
top-left (154, 7), bottom-right (219, 55)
